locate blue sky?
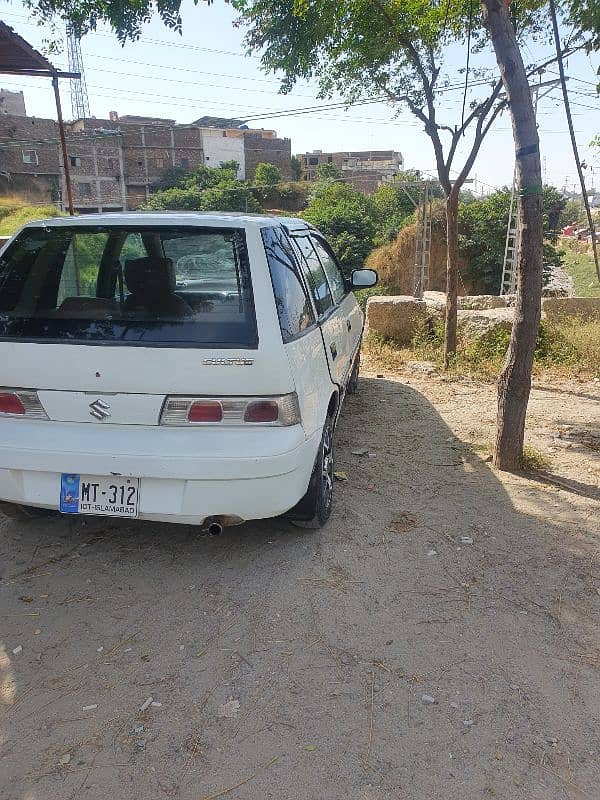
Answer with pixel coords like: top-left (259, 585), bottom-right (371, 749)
top-left (1, 0), bottom-right (598, 193)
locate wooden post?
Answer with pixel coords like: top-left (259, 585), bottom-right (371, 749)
top-left (52, 74), bottom-right (74, 216)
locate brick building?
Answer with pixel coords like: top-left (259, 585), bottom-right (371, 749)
top-left (0, 113), bottom-right (205, 211)
top-left (0, 88), bottom-right (26, 116)
top-left (0, 109), bottom-right (292, 211)
top-left (192, 119), bottom-right (292, 181)
top-left (242, 132), bottom-right (292, 181)
top-left (0, 115), bottom-right (61, 203)
top-left (71, 115), bottom-right (205, 209)
top-left (301, 149), bottom-right (404, 193)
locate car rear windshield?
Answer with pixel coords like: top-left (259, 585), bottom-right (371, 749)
top-left (0, 225), bottom-right (257, 347)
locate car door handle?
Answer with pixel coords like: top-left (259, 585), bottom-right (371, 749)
top-left (330, 341), bottom-right (337, 360)
top-left (347, 319), bottom-right (352, 331)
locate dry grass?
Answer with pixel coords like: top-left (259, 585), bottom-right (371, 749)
top-left (520, 446), bottom-right (552, 472)
top-left (364, 318), bottom-right (600, 381)
top-left (366, 202), bottom-right (485, 296)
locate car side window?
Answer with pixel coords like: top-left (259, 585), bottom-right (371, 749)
top-left (291, 235), bottom-right (334, 317)
top-left (262, 227), bottom-right (315, 342)
top-left (311, 236), bottom-right (347, 304)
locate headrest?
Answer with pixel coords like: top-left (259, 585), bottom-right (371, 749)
top-left (124, 257), bottom-right (176, 297)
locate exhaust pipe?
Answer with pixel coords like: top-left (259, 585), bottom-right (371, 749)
top-left (207, 520), bottom-right (223, 536)
top-left (203, 515), bottom-right (243, 535)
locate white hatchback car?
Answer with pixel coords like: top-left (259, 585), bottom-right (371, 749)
top-left (0, 213), bottom-right (376, 530)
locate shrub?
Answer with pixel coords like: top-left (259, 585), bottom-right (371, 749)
top-left (303, 181), bottom-right (375, 270)
top-left (253, 162), bottom-right (282, 185)
top-left (354, 284), bottom-right (390, 311)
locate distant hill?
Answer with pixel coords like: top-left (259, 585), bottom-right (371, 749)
top-left (192, 116), bottom-right (248, 128)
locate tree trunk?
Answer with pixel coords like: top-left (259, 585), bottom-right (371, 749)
top-left (481, 0), bottom-right (544, 471)
top-left (443, 189), bottom-right (460, 368)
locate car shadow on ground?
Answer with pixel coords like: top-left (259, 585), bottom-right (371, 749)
top-left (1, 376), bottom-right (599, 800)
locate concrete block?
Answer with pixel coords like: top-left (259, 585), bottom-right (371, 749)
top-left (366, 295), bottom-right (428, 345)
top-left (458, 307), bottom-right (514, 338)
top-left (542, 297), bottom-right (600, 322)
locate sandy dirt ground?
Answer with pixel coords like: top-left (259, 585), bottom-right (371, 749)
top-left (1, 370), bottom-right (599, 800)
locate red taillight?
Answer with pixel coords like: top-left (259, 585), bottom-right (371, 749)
top-left (0, 392), bottom-right (25, 415)
top-left (187, 400), bottom-right (223, 423)
top-left (244, 400), bottom-right (279, 423)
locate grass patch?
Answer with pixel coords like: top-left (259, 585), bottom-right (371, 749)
top-left (0, 203), bottom-right (63, 236)
top-left (520, 445), bottom-right (551, 472)
top-left (562, 242), bottom-right (600, 298)
top-left (363, 331), bottom-right (409, 372)
top-left (364, 317), bottom-right (600, 380)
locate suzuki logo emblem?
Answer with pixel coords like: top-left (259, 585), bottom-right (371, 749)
top-left (89, 398), bottom-right (111, 420)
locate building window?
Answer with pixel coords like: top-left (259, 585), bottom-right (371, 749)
top-left (180, 158), bottom-right (190, 170)
top-left (327, 155), bottom-right (333, 163)
top-left (70, 156), bottom-right (81, 167)
top-left (137, 160), bottom-right (143, 167)
top-left (308, 157), bottom-right (318, 166)
top-left (151, 157), bottom-right (165, 170)
top-left (22, 149), bottom-right (38, 165)
top-left (107, 157), bottom-right (117, 171)
top-left (78, 182), bottom-right (93, 198)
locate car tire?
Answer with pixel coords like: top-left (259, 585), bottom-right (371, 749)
top-left (347, 352), bottom-right (360, 395)
top-left (289, 415), bottom-right (334, 529)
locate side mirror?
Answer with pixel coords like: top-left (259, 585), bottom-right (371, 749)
top-left (351, 268), bottom-right (378, 289)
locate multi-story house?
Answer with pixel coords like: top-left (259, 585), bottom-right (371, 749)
top-left (302, 149), bottom-right (404, 193)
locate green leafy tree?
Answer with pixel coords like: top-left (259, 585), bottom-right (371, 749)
top-left (180, 162), bottom-right (239, 191)
top-left (156, 165), bottom-right (189, 190)
top-left (290, 155), bottom-right (303, 180)
top-left (558, 198), bottom-right (585, 229)
top-left (315, 162), bottom-right (342, 181)
top-left (458, 186), bottom-right (566, 292)
top-left (253, 162), bottom-right (283, 185)
top-left (198, 184), bottom-right (261, 212)
top-left (142, 161), bottom-right (261, 212)
top-left (143, 187), bottom-right (205, 211)
top-left (250, 181), bottom-right (309, 211)
top-left (370, 183), bottom-right (416, 245)
top-left (303, 181), bottom-right (375, 270)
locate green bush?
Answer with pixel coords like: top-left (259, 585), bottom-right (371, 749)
top-left (354, 284), bottom-right (390, 311)
top-left (253, 162), bottom-right (282, 185)
top-left (303, 181), bottom-right (375, 270)
top-left (459, 186), bottom-right (567, 293)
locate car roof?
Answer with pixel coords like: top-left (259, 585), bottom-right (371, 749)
top-left (20, 211), bottom-right (314, 232)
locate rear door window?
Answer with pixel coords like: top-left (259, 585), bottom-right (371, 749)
top-left (291, 235), bottom-right (333, 317)
top-left (0, 225), bottom-right (257, 347)
top-left (262, 226), bottom-right (315, 342)
top-left (310, 236), bottom-right (347, 304)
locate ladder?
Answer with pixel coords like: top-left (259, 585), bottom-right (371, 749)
top-left (500, 170), bottom-right (519, 295)
top-left (413, 183), bottom-right (432, 298)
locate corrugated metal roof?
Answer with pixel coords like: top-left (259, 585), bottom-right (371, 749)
top-left (0, 20), bottom-right (57, 74)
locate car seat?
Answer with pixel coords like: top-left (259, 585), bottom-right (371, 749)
top-left (123, 257), bottom-right (192, 318)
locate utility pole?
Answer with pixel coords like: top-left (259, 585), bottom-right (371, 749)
top-left (548, 0), bottom-right (599, 283)
top-left (52, 75), bottom-right (74, 216)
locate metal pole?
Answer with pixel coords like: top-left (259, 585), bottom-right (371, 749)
top-left (52, 74), bottom-right (74, 216)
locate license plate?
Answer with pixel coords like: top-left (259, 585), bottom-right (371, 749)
top-left (60, 474), bottom-right (139, 517)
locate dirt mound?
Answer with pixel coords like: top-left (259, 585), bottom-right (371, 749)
top-left (367, 204), bottom-right (483, 295)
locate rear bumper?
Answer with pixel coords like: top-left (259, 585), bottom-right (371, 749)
top-left (0, 420), bottom-right (320, 524)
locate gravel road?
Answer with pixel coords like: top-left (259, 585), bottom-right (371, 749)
top-left (1, 373), bottom-right (599, 800)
